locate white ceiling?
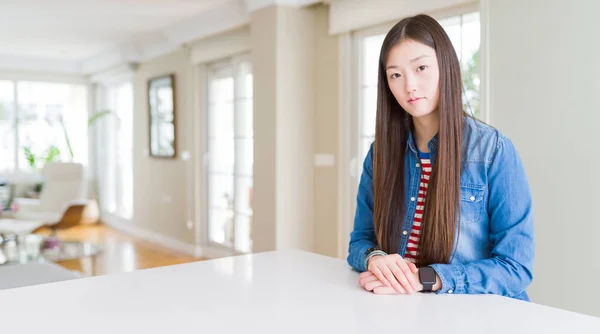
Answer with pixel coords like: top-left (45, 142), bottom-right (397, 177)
top-left (0, 0), bottom-right (323, 75)
top-left (0, 0), bottom-right (230, 69)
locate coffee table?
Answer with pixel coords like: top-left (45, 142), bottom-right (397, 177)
top-left (0, 232), bottom-right (102, 266)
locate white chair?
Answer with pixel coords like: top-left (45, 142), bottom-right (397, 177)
top-left (12, 162), bottom-right (88, 229)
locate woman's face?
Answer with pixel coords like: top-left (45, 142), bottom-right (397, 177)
top-left (385, 39), bottom-right (440, 119)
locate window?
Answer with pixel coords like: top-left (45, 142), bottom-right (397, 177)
top-left (355, 11), bottom-right (481, 178)
top-left (0, 81), bottom-right (88, 173)
top-left (439, 12), bottom-right (481, 118)
top-left (0, 82), bottom-right (15, 172)
top-left (96, 82), bottom-right (134, 219)
top-left (206, 55), bottom-right (253, 253)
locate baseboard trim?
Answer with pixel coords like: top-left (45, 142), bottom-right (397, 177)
top-left (100, 212), bottom-right (237, 259)
top-left (101, 212), bottom-right (201, 257)
top-left (197, 245), bottom-right (239, 259)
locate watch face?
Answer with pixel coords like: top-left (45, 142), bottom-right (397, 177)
top-left (419, 267), bottom-right (436, 284)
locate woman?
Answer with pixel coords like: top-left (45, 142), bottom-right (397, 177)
top-left (347, 14), bottom-right (534, 301)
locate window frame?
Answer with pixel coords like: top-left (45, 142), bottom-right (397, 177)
top-left (204, 53), bottom-right (254, 254)
top-left (94, 81), bottom-right (134, 220)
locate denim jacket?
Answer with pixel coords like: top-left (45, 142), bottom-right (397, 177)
top-left (347, 117), bottom-right (535, 301)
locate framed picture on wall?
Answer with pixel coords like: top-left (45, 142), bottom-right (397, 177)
top-left (148, 74), bottom-right (176, 158)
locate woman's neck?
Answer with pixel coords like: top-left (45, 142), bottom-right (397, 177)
top-left (412, 112), bottom-right (439, 153)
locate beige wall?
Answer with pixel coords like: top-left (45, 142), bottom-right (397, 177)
top-left (487, 0), bottom-right (600, 318)
top-left (274, 5), bottom-right (315, 251)
top-left (312, 5), bottom-right (340, 258)
top-left (251, 5), bottom-right (322, 252)
top-left (133, 48), bottom-right (195, 245)
top-left (251, 6), bottom-right (278, 252)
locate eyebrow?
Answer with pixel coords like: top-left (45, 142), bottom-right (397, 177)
top-left (386, 55), bottom-right (430, 70)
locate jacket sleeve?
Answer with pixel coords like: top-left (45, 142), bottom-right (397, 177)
top-left (347, 143), bottom-right (380, 272)
top-left (430, 134), bottom-right (535, 297)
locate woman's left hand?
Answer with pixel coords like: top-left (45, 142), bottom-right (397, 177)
top-left (358, 271), bottom-right (386, 291)
top-left (359, 263), bottom-right (422, 294)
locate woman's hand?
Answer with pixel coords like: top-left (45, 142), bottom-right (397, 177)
top-left (363, 254), bottom-right (419, 293)
top-left (372, 271), bottom-right (425, 295)
top-left (359, 271), bottom-right (418, 294)
top-left (358, 271), bottom-right (386, 292)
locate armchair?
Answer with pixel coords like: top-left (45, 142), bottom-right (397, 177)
top-left (12, 162), bottom-right (88, 233)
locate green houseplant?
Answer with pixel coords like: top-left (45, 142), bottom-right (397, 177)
top-left (462, 48), bottom-right (480, 118)
top-left (23, 145), bottom-right (63, 197)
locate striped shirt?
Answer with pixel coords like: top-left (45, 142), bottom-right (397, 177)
top-left (404, 151), bottom-right (431, 263)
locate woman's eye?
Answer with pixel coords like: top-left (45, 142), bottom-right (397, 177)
top-left (390, 73), bottom-right (401, 79)
top-left (417, 65), bottom-right (428, 71)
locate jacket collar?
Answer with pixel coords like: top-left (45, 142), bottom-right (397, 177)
top-left (407, 129), bottom-right (438, 155)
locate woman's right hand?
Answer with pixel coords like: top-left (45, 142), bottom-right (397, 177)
top-left (367, 254), bottom-right (418, 294)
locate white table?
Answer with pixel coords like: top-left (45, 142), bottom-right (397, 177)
top-left (0, 250), bottom-right (598, 333)
top-left (0, 262), bottom-right (78, 290)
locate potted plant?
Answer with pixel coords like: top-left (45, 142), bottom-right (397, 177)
top-left (23, 145), bottom-right (62, 198)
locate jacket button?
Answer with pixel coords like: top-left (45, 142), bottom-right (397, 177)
top-left (410, 197), bottom-right (416, 201)
top-left (470, 196), bottom-right (475, 201)
top-left (448, 289), bottom-right (453, 294)
top-left (416, 163), bottom-right (420, 167)
top-left (403, 231), bottom-right (408, 235)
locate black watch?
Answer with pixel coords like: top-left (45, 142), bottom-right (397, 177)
top-left (419, 266), bottom-right (437, 292)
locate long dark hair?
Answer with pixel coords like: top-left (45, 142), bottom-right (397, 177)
top-left (373, 14), bottom-right (463, 267)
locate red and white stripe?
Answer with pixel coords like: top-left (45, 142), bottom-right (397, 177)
top-left (404, 157), bottom-right (431, 263)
